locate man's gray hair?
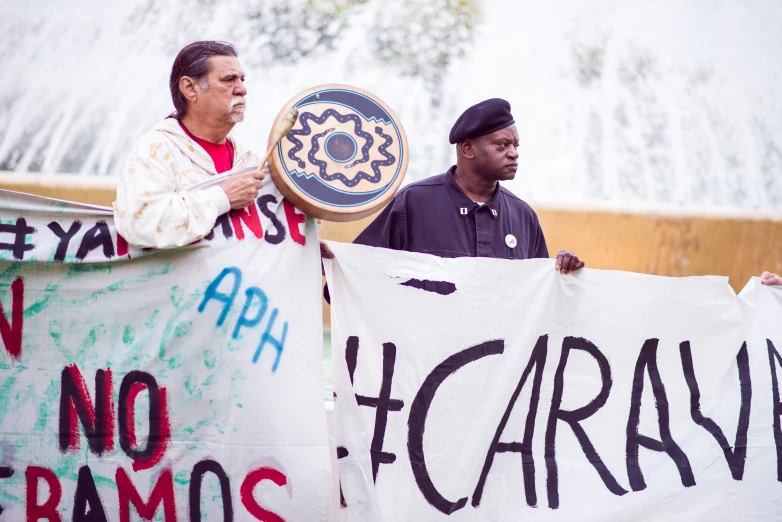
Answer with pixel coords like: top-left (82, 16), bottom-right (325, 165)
top-left (169, 40), bottom-right (237, 119)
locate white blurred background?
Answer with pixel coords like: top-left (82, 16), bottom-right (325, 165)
top-left (2, 0), bottom-right (781, 211)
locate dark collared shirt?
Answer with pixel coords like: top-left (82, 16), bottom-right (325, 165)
top-left (354, 166), bottom-right (549, 260)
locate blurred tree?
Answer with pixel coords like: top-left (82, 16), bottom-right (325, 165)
top-left (246, 0), bottom-right (364, 64)
top-left (372, 0), bottom-right (481, 102)
top-left (121, 0), bottom-right (478, 102)
top-left (0, 0), bottom-right (481, 172)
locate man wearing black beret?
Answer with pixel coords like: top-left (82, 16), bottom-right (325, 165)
top-left (349, 97), bottom-right (585, 273)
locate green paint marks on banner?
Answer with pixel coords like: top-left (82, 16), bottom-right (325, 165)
top-left (146, 309), bottom-right (161, 329)
top-left (123, 325), bottom-right (135, 344)
top-left (92, 472), bottom-right (118, 490)
top-left (12, 384), bottom-right (35, 417)
top-left (0, 491), bottom-right (23, 508)
top-left (168, 354), bottom-right (185, 369)
top-left (170, 285), bottom-right (184, 308)
top-left (184, 376), bottom-right (201, 399)
top-left (64, 263), bottom-right (113, 281)
top-left (34, 379), bottom-right (60, 432)
top-left (48, 320), bottom-right (73, 360)
top-left (0, 371), bottom-right (21, 424)
top-left (158, 288), bottom-right (201, 361)
top-left (174, 321), bottom-right (192, 339)
top-left (83, 326), bottom-right (99, 349)
top-left (0, 263), bottom-right (24, 285)
top-left (24, 282), bottom-right (61, 318)
top-left (204, 349), bottom-right (216, 369)
top-left (175, 470), bottom-right (190, 485)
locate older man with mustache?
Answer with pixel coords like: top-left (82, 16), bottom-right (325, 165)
top-left (114, 40), bottom-right (265, 248)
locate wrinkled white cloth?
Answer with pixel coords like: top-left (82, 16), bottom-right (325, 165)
top-left (113, 118), bottom-right (260, 248)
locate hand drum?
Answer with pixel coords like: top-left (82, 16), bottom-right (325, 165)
top-left (267, 84), bottom-right (409, 222)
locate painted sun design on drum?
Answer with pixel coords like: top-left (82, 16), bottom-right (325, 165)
top-left (274, 87), bottom-right (407, 210)
top-left (286, 109), bottom-right (396, 188)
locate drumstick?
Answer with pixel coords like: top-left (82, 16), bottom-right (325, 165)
top-left (258, 107), bottom-right (299, 171)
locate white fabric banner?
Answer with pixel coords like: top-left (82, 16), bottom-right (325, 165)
top-left (326, 242), bottom-right (782, 522)
top-left (0, 188), bottom-right (331, 521)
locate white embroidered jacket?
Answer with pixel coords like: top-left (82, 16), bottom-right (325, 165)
top-left (113, 118), bottom-right (260, 248)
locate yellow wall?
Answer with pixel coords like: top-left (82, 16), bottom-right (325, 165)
top-left (535, 207), bottom-right (782, 289)
top-left (1, 173), bottom-right (779, 318)
top-left (0, 173), bottom-right (117, 207)
top-left (321, 208), bottom-right (782, 290)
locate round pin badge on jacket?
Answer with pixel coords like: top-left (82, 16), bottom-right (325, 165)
top-left (505, 234), bottom-right (517, 248)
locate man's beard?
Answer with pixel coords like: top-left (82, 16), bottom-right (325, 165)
top-left (229, 96), bottom-right (245, 123)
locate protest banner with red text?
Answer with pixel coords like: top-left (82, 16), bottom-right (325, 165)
top-left (0, 187), bottom-right (331, 521)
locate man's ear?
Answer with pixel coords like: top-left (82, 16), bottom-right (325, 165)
top-left (179, 76), bottom-right (199, 104)
top-left (459, 139), bottom-right (476, 160)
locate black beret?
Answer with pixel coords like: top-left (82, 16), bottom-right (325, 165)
top-left (449, 98), bottom-right (515, 144)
